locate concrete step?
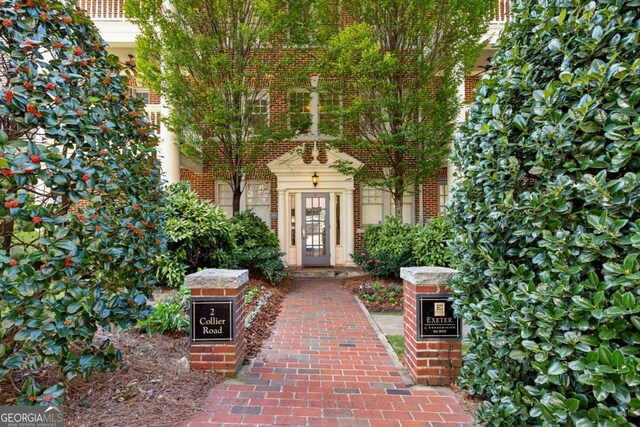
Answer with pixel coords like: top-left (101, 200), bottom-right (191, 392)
top-left (286, 267), bottom-right (363, 279)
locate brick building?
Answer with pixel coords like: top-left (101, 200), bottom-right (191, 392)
top-left (81, 0), bottom-right (511, 267)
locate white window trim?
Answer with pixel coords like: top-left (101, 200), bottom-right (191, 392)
top-left (216, 180), bottom-right (271, 223)
top-left (243, 90), bottom-right (270, 132)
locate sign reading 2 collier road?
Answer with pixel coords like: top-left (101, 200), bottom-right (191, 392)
top-left (190, 298), bottom-right (235, 343)
top-left (417, 294), bottom-right (461, 340)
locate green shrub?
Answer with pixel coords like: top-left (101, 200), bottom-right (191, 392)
top-left (138, 288), bottom-right (190, 336)
top-left (226, 211), bottom-right (285, 284)
top-left (157, 183), bottom-right (235, 286)
top-left (354, 216), bottom-right (415, 277)
top-left (0, 0), bottom-right (166, 405)
top-left (230, 210), bottom-right (279, 250)
top-left (363, 216), bottom-right (413, 256)
top-left (449, 1), bottom-right (640, 425)
top-left (353, 247), bottom-right (414, 278)
top-left (412, 216), bottom-right (453, 267)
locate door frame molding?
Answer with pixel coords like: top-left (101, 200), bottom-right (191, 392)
top-left (268, 145), bottom-right (361, 267)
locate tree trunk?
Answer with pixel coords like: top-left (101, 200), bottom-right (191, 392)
top-left (231, 174), bottom-right (243, 214)
top-left (0, 219), bottom-right (13, 253)
top-left (393, 192), bottom-right (403, 220)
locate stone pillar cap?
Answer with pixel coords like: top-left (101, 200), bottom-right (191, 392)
top-left (184, 269), bottom-right (249, 289)
top-left (400, 266), bottom-right (458, 285)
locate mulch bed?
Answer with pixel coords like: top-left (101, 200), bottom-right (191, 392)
top-left (342, 275), bottom-right (404, 313)
top-left (452, 381), bottom-right (484, 416)
top-left (243, 275), bottom-right (293, 359)
top-left (0, 275), bottom-right (293, 427)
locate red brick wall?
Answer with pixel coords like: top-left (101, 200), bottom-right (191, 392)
top-left (180, 170), bottom-right (215, 202)
top-left (465, 75), bottom-right (481, 103)
top-left (403, 277), bottom-right (462, 386)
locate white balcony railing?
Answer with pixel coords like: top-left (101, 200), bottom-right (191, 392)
top-left (491, 0), bottom-right (512, 25)
top-left (80, 0), bottom-right (511, 30)
top-left (78, 0), bottom-right (125, 20)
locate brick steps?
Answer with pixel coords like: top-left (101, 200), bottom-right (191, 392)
top-left (285, 267), bottom-right (363, 278)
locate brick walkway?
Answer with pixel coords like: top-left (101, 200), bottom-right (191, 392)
top-left (183, 279), bottom-right (474, 427)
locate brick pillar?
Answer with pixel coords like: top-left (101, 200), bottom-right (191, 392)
top-left (184, 269), bottom-right (248, 378)
top-left (401, 267), bottom-right (462, 386)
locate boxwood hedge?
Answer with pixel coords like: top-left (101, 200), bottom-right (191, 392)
top-left (449, 0), bottom-right (640, 425)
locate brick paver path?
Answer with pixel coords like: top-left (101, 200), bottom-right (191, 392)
top-left (183, 279), bottom-right (473, 427)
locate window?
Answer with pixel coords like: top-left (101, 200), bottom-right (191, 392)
top-left (361, 185), bottom-right (384, 226)
top-left (318, 92), bottom-right (341, 135)
top-left (288, 6), bottom-right (313, 45)
top-left (290, 194), bottom-right (296, 246)
top-left (246, 92), bottom-right (269, 131)
top-left (438, 179), bottom-right (449, 216)
top-left (217, 181), bottom-right (271, 224)
top-left (131, 88), bottom-right (150, 105)
top-left (288, 90), bottom-right (312, 134)
top-left (335, 195), bottom-right (341, 245)
top-left (246, 181), bottom-right (271, 224)
top-left (216, 182), bottom-right (233, 218)
top-left (392, 191), bottom-right (415, 225)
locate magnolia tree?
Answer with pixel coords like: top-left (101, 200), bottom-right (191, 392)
top-left (450, 0), bottom-right (640, 425)
top-left (0, 0), bottom-right (165, 403)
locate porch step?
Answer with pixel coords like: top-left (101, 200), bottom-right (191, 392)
top-left (286, 267), bottom-right (363, 279)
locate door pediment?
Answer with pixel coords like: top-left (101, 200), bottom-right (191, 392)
top-left (267, 145), bottom-right (362, 176)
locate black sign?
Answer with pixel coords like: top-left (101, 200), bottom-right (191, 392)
top-left (190, 298), bottom-right (235, 343)
top-left (417, 294), bottom-right (461, 340)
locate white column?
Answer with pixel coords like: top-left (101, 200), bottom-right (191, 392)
top-left (277, 190), bottom-right (286, 254)
top-left (158, 0), bottom-right (181, 184)
top-left (447, 160), bottom-right (456, 190)
top-left (456, 76), bottom-right (467, 125)
top-left (345, 189), bottom-right (355, 266)
top-left (159, 109), bottom-right (181, 184)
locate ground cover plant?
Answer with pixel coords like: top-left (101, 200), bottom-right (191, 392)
top-left (450, 0), bottom-right (640, 425)
top-left (358, 281), bottom-right (403, 311)
top-left (0, 0), bottom-right (165, 404)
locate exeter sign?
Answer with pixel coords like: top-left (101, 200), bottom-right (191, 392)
top-left (417, 294), bottom-right (461, 340)
top-left (190, 298), bottom-right (234, 343)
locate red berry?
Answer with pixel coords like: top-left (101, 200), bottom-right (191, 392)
top-left (9, 259), bottom-right (17, 266)
top-left (30, 155), bottom-right (41, 163)
top-left (4, 89), bottom-right (13, 102)
top-left (2, 19), bottom-right (12, 27)
top-left (4, 200), bottom-right (19, 208)
top-left (32, 217), bottom-right (42, 224)
top-left (2, 169), bottom-right (14, 177)
top-left (81, 173), bottom-right (90, 181)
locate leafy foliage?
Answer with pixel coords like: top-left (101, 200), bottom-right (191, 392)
top-left (137, 288), bottom-right (190, 336)
top-left (156, 188), bottom-right (285, 286)
top-left (354, 217), bottom-right (452, 277)
top-left (317, 0), bottom-right (495, 218)
top-left (125, 0), bottom-right (303, 213)
top-left (226, 211), bottom-right (285, 285)
top-left (158, 183), bottom-right (235, 287)
top-left (358, 281), bottom-right (403, 309)
top-left (0, 0), bottom-right (165, 401)
top-left (412, 216), bottom-right (453, 267)
top-left (449, 1), bottom-right (640, 425)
